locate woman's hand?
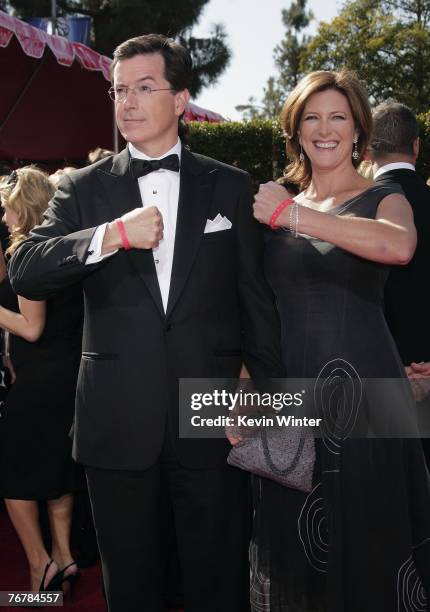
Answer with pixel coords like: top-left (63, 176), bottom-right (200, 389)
top-left (225, 427), bottom-right (242, 446)
top-left (253, 182), bottom-right (293, 226)
top-left (225, 364), bottom-right (252, 445)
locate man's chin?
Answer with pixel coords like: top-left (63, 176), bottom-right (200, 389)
top-left (121, 131), bottom-right (146, 147)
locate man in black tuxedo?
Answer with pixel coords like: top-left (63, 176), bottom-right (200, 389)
top-left (370, 101), bottom-right (430, 453)
top-left (370, 101), bottom-right (430, 367)
top-left (9, 35), bottom-right (285, 612)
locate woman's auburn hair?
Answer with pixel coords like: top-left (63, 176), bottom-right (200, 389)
top-left (281, 70), bottom-right (372, 189)
top-left (0, 166), bottom-right (55, 256)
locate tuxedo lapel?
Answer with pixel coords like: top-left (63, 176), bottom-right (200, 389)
top-left (166, 149), bottom-right (216, 319)
top-left (127, 250), bottom-right (164, 319)
top-left (97, 148), bottom-right (141, 218)
top-left (96, 148), bottom-right (165, 319)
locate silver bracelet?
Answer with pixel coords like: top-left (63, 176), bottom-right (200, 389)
top-left (288, 202), bottom-right (295, 235)
top-left (288, 201), bottom-right (299, 238)
top-left (294, 201), bottom-right (299, 238)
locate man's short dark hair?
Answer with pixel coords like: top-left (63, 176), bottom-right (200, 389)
top-left (370, 101), bottom-right (419, 159)
top-left (111, 33), bottom-right (192, 92)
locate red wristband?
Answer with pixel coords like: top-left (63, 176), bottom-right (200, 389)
top-left (269, 198), bottom-right (294, 229)
top-left (116, 219), bottom-right (131, 251)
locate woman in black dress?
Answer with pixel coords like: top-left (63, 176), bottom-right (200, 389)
top-left (0, 167), bottom-right (82, 592)
top-left (249, 71), bottom-right (430, 610)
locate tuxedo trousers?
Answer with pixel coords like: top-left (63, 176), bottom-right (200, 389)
top-left (85, 434), bottom-right (251, 612)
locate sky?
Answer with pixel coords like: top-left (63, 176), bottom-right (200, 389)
top-left (193, 0), bottom-right (342, 120)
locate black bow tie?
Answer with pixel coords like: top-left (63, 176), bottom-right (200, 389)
top-left (130, 154), bottom-right (180, 178)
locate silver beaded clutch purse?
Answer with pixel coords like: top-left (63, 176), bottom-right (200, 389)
top-left (227, 426), bottom-right (315, 493)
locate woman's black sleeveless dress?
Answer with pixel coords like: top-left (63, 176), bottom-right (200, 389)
top-left (253, 185), bottom-right (430, 611)
top-left (0, 277), bottom-right (83, 500)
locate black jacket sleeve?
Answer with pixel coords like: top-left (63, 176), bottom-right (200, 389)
top-left (9, 174), bottom-right (108, 300)
top-left (236, 173), bottom-right (286, 380)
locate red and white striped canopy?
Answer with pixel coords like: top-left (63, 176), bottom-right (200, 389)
top-left (0, 11), bottom-right (223, 162)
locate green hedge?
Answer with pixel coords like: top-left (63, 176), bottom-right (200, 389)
top-left (187, 120), bottom-right (287, 191)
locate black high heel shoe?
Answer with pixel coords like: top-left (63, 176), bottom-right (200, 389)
top-left (39, 559), bottom-right (58, 591)
top-left (22, 561), bottom-right (58, 608)
top-left (48, 562), bottom-right (79, 598)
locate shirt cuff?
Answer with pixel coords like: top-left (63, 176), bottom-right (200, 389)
top-left (85, 223), bottom-right (118, 265)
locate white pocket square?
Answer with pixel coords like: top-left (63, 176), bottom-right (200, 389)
top-left (204, 215), bottom-right (232, 234)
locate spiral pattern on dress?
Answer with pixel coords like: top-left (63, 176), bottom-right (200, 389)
top-left (298, 482), bottom-right (328, 573)
top-left (249, 540), bottom-right (270, 611)
top-left (314, 358), bottom-right (362, 455)
top-left (397, 556), bottom-right (427, 611)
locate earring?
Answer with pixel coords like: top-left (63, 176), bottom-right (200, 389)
top-left (352, 136), bottom-right (359, 160)
top-left (299, 143), bottom-right (304, 163)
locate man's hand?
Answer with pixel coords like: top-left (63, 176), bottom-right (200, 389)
top-left (253, 181), bottom-right (292, 225)
top-left (408, 362), bottom-right (430, 377)
top-left (102, 206), bottom-right (164, 253)
top-left (405, 362), bottom-right (430, 402)
top-left (122, 206), bottom-right (164, 249)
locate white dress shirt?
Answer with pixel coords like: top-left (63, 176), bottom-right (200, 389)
top-left (374, 161), bottom-right (415, 179)
top-left (86, 139), bottom-right (182, 312)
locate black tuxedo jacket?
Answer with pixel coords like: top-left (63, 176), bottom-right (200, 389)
top-left (376, 169), bottom-right (430, 364)
top-left (9, 147), bottom-right (285, 470)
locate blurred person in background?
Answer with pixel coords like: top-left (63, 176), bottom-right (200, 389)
top-left (50, 166), bottom-right (77, 189)
top-left (0, 167), bottom-right (83, 594)
top-left (87, 147), bottom-right (114, 165)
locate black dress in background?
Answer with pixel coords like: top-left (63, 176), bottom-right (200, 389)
top-left (0, 222), bottom-right (11, 410)
top-left (0, 277), bottom-right (83, 500)
top-left (253, 185), bottom-right (430, 611)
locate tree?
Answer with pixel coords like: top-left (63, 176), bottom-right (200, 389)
top-left (302, 0), bottom-right (430, 113)
top-left (260, 77), bottom-right (285, 119)
top-left (389, 0), bottom-right (430, 111)
top-left (236, 0), bottom-right (314, 120)
top-left (235, 96), bottom-right (265, 121)
top-left (9, 0), bottom-right (231, 97)
top-left (272, 0), bottom-right (314, 93)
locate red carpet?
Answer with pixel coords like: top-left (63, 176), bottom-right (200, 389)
top-left (0, 500), bottom-right (107, 611)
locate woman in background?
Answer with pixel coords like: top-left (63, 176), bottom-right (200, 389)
top-left (0, 167), bottom-right (83, 593)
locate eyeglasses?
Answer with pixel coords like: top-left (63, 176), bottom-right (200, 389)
top-left (108, 85), bottom-right (175, 102)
